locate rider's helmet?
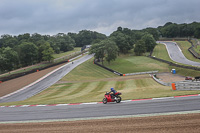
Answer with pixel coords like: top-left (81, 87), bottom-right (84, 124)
top-left (111, 88), bottom-right (114, 91)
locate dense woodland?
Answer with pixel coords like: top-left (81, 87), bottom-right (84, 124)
top-left (0, 21), bottom-right (200, 72)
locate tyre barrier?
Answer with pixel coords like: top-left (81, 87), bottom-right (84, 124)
top-left (152, 74), bottom-right (200, 90)
top-left (175, 81), bottom-right (200, 91)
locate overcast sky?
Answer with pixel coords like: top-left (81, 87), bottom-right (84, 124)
top-left (0, 0), bottom-right (200, 36)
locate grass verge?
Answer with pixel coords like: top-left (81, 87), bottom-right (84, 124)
top-left (61, 58), bottom-right (117, 82)
top-left (176, 41), bottom-right (200, 63)
top-left (1, 42), bottom-right (200, 106)
top-left (53, 47), bottom-right (81, 59)
top-left (2, 76), bottom-right (200, 106)
top-left (152, 43), bottom-right (200, 77)
top-left (103, 55), bottom-right (169, 74)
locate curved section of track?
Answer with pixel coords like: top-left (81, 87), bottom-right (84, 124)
top-left (0, 54), bottom-right (94, 103)
top-left (0, 96), bottom-right (200, 122)
top-left (1, 43), bottom-right (200, 123)
top-left (159, 41), bottom-right (200, 67)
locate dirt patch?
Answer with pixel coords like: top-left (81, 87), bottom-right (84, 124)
top-left (0, 63), bottom-right (67, 97)
top-left (156, 72), bottom-right (185, 83)
top-left (1, 113), bottom-right (200, 133)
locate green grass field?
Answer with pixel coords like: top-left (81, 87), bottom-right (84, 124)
top-left (3, 76), bottom-right (200, 106)
top-left (1, 41), bottom-right (200, 106)
top-left (152, 43), bottom-right (172, 62)
top-left (53, 47), bottom-right (81, 59)
top-left (152, 43), bottom-right (200, 77)
top-left (193, 45), bottom-right (200, 55)
top-left (103, 55), bottom-right (169, 74)
top-left (61, 58), bottom-right (117, 82)
top-left (176, 41), bottom-right (200, 63)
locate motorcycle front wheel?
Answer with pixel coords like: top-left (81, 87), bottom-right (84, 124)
top-left (102, 98), bottom-right (107, 104)
top-left (116, 96), bottom-right (121, 103)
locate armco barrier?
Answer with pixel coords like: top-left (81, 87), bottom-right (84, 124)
top-left (188, 39), bottom-right (200, 59)
top-left (175, 81), bottom-right (200, 90)
top-left (94, 61), bottom-right (123, 76)
top-left (124, 71), bottom-right (158, 76)
top-left (148, 56), bottom-right (200, 71)
top-left (152, 75), bottom-right (171, 86)
top-left (151, 39), bottom-right (200, 71)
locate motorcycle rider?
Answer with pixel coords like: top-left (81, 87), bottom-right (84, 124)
top-left (109, 88), bottom-right (117, 99)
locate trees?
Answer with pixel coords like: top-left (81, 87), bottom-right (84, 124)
top-left (143, 28), bottom-right (160, 40)
top-left (133, 33), bottom-right (156, 55)
top-left (134, 40), bottom-right (146, 56)
top-left (69, 30), bottom-right (107, 47)
top-left (160, 23), bottom-right (179, 38)
top-left (38, 42), bottom-right (54, 62)
top-left (159, 21), bottom-right (200, 38)
top-left (53, 33), bottom-right (75, 53)
top-left (141, 33), bottom-right (157, 52)
top-left (89, 39), bottom-right (118, 65)
top-left (18, 42), bottom-right (38, 66)
top-left (0, 47), bottom-right (19, 71)
top-left (110, 31), bottom-right (132, 54)
top-left (90, 42), bottom-right (105, 64)
top-left (41, 42), bottom-right (54, 62)
top-left (104, 39), bottom-right (118, 64)
top-left (194, 27), bottom-right (200, 38)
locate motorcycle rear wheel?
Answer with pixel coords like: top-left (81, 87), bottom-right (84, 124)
top-left (116, 96), bottom-right (121, 103)
top-left (102, 98), bottom-right (107, 104)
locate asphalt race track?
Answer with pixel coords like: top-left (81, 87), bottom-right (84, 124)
top-left (0, 54), bottom-right (94, 103)
top-left (159, 41), bottom-right (200, 67)
top-left (0, 96), bottom-right (200, 122)
top-left (1, 44), bottom-right (200, 123)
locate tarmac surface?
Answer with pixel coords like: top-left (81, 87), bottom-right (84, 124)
top-left (0, 54), bottom-right (94, 103)
top-left (160, 41), bottom-right (200, 67)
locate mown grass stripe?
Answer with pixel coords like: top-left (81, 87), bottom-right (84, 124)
top-left (115, 81), bottom-right (126, 90)
top-left (76, 81), bottom-right (108, 100)
top-left (91, 81), bottom-right (108, 92)
top-left (67, 82), bottom-right (90, 96)
top-left (44, 83), bottom-right (73, 98)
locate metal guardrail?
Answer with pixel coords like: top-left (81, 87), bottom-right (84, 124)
top-left (188, 38), bottom-right (200, 59)
top-left (152, 75), bottom-right (171, 86)
top-left (124, 71), bottom-right (158, 76)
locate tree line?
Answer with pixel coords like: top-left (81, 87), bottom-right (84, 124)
top-left (90, 26), bottom-right (157, 64)
top-left (0, 31), bottom-right (106, 72)
top-left (158, 21), bottom-right (200, 38)
top-left (1, 21), bottom-right (200, 72)
top-left (90, 21), bottom-right (200, 65)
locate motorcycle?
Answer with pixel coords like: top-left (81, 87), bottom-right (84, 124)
top-left (102, 92), bottom-right (122, 104)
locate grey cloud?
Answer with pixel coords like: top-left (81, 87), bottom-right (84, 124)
top-left (0, 0), bottom-right (199, 36)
